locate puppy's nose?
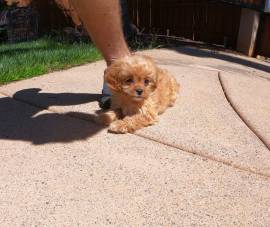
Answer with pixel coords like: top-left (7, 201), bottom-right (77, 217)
top-left (136, 89), bottom-right (143, 96)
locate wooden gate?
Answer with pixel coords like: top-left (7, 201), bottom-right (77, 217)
top-left (127, 0), bottom-right (241, 48)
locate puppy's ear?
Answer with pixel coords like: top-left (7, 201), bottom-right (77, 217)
top-left (104, 63), bottom-right (122, 92)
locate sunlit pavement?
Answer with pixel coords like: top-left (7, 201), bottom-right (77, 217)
top-left (0, 47), bottom-right (269, 226)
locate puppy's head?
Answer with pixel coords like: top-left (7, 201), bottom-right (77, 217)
top-left (105, 55), bottom-right (158, 102)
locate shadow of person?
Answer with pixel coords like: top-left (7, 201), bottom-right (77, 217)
top-left (0, 89), bottom-right (105, 145)
top-left (13, 88), bottom-right (103, 108)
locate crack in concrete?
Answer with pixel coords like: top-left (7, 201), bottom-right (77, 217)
top-left (218, 72), bottom-right (270, 152)
top-left (1, 90), bottom-right (269, 180)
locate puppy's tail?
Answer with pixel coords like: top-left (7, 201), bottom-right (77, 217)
top-left (169, 77), bottom-right (180, 107)
top-left (175, 79), bottom-right (180, 93)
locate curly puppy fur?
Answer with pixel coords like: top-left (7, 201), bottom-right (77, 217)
top-left (98, 54), bottom-right (180, 133)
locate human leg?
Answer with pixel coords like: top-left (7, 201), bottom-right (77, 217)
top-left (71, 0), bottom-right (131, 108)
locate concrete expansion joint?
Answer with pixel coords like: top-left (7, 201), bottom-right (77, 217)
top-left (218, 72), bottom-right (270, 152)
top-left (1, 89), bottom-right (270, 180)
top-left (134, 132), bottom-right (270, 180)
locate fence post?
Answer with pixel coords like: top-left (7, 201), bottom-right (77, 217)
top-left (236, 8), bottom-right (260, 56)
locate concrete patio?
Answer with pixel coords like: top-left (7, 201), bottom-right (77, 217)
top-left (0, 46), bottom-right (270, 226)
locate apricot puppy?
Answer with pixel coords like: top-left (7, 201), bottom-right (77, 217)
top-left (99, 54), bottom-right (180, 133)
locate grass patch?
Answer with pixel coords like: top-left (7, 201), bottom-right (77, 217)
top-left (0, 38), bottom-right (102, 84)
top-left (0, 35), bottom-right (164, 84)
top-left (128, 34), bottom-right (164, 51)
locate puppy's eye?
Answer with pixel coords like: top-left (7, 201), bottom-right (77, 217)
top-left (144, 79), bottom-right (150, 86)
top-left (126, 78), bottom-right (133, 83)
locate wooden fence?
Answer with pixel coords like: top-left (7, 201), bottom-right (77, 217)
top-left (127, 0), bottom-right (242, 48)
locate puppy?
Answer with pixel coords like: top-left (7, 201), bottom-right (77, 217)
top-left (98, 54), bottom-right (180, 133)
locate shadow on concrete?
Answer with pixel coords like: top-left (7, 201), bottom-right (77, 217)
top-left (0, 89), bottom-right (105, 145)
top-left (13, 88), bottom-right (103, 108)
top-left (171, 46), bottom-right (270, 74)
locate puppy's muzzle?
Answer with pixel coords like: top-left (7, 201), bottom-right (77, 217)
top-left (136, 89), bottom-right (143, 96)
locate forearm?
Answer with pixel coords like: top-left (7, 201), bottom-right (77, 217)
top-left (70, 0), bottom-right (131, 65)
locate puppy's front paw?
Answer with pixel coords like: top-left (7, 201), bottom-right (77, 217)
top-left (97, 110), bottom-right (119, 126)
top-left (109, 120), bottom-right (129, 134)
